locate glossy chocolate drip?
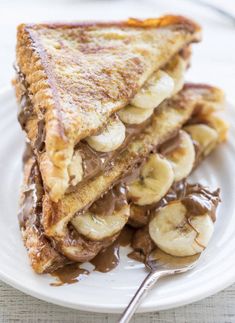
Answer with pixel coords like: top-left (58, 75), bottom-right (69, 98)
top-left (91, 243), bottom-right (119, 273)
top-left (67, 119), bottom-right (152, 193)
top-left (78, 142), bottom-right (112, 179)
top-left (50, 263), bottom-right (89, 286)
top-left (129, 226), bottom-right (155, 263)
top-left (18, 157), bottom-right (43, 229)
top-left (90, 226), bottom-right (134, 272)
top-left (34, 119), bottom-right (46, 152)
top-left (89, 184), bottom-right (128, 216)
top-left (130, 181), bottom-right (220, 262)
top-left (182, 184), bottom-right (220, 222)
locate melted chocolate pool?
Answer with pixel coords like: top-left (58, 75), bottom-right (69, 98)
top-left (50, 264), bottom-right (89, 286)
top-left (90, 226), bottom-right (134, 273)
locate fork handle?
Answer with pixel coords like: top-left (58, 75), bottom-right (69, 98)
top-left (118, 270), bottom-right (170, 323)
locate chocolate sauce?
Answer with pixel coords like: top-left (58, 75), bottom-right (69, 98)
top-left (118, 226), bottom-right (135, 246)
top-left (90, 226), bottom-right (134, 272)
top-left (50, 263), bottom-right (89, 286)
top-left (128, 204), bottom-right (151, 228)
top-left (159, 132), bottom-right (182, 155)
top-left (182, 184), bottom-right (220, 222)
top-left (78, 142), bottom-right (112, 179)
top-left (18, 156), bottom-right (43, 229)
top-left (130, 181), bottom-right (221, 262)
top-left (91, 243), bottom-right (119, 273)
top-left (130, 226), bottom-right (155, 262)
top-left (89, 184), bottom-right (128, 216)
top-left (34, 119), bottom-right (46, 152)
top-left (67, 120), bottom-right (152, 192)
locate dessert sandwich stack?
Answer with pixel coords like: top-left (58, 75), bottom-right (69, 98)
top-left (14, 15), bottom-right (228, 274)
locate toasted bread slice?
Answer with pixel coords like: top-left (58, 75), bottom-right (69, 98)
top-left (15, 16), bottom-right (201, 201)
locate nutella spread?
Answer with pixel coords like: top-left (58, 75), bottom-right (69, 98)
top-left (34, 119), bottom-right (46, 152)
top-left (89, 184), bottom-right (128, 216)
top-left (51, 263), bottom-right (89, 286)
top-left (18, 157), bottom-right (43, 229)
top-left (90, 226), bottom-right (134, 272)
top-left (130, 181), bottom-right (220, 262)
top-left (182, 184), bottom-right (220, 221)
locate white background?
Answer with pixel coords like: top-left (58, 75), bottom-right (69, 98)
top-left (0, 0), bottom-right (235, 322)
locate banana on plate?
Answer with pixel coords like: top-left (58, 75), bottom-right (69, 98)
top-left (131, 181), bottom-right (220, 259)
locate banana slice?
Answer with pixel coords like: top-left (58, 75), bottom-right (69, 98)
top-left (200, 113), bottom-right (229, 143)
top-left (118, 105), bottom-right (154, 125)
top-left (164, 130), bottom-right (195, 181)
top-left (149, 201), bottom-right (214, 257)
top-left (164, 55), bottom-right (187, 95)
top-left (71, 204), bottom-right (130, 241)
top-left (184, 124), bottom-right (219, 156)
top-left (85, 116), bottom-right (126, 152)
top-left (128, 154), bottom-right (174, 206)
top-left (68, 150), bottom-right (83, 186)
top-left (131, 70), bottom-right (174, 110)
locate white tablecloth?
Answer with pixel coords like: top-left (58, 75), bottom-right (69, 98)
top-left (1, 0), bottom-right (235, 321)
top-left (1, 281), bottom-right (235, 322)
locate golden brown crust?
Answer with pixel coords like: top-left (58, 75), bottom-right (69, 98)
top-left (23, 15), bottom-right (200, 32)
top-left (16, 15), bottom-right (201, 201)
top-left (19, 157), bottom-right (68, 273)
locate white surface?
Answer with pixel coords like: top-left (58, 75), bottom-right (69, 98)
top-left (0, 88), bottom-right (234, 313)
top-left (0, 0), bottom-right (235, 320)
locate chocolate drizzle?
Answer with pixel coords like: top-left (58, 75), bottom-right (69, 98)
top-left (89, 184), bottom-right (128, 216)
top-left (90, 226), bottom-right (134, 272)
top-left (34, 119), bottom-right (46, 152)
top-left (18, 157), bottom-right (43, 230)
top-left (50, 263), bottom-right (89, 286)
top-left (15, 69), bottom-right (46, 154)
top-left (130, 181), bottom-right (221, 262)
top-left (182, 184), bottom-right (220, 222)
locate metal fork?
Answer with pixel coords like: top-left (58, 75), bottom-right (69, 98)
top-left (118, 249), bottom-right (201, 323)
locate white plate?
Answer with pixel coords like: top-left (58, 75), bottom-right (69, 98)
top-left (0, 87), bottom-right (235, 313)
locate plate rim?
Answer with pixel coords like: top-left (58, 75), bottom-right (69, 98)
top-left (0, 87), bottom-right (235, 313)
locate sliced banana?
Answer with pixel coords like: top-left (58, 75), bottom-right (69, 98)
top-left (149, 201), bottom-right (214, 257)
top-left (201, 113), bottom-right (229, 143)
top-left (184, 124), bottom-right (219, 156)
top-left (118, 105), bottom-right (154, 125)
top-left (164, 130), bottom-right (195, 181)
top-left (131, 70), bottom-right (174, 110)
top-left (68, 150), bottom-right (83, 186)
top-left (128, 154), bottom-right (174, 206)
top-left (71, 204), bottom-right (130, 241)
top-left (85, 116), bottom-right (126, 152)
top-left (164, 55), bottom-right (187, 95)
